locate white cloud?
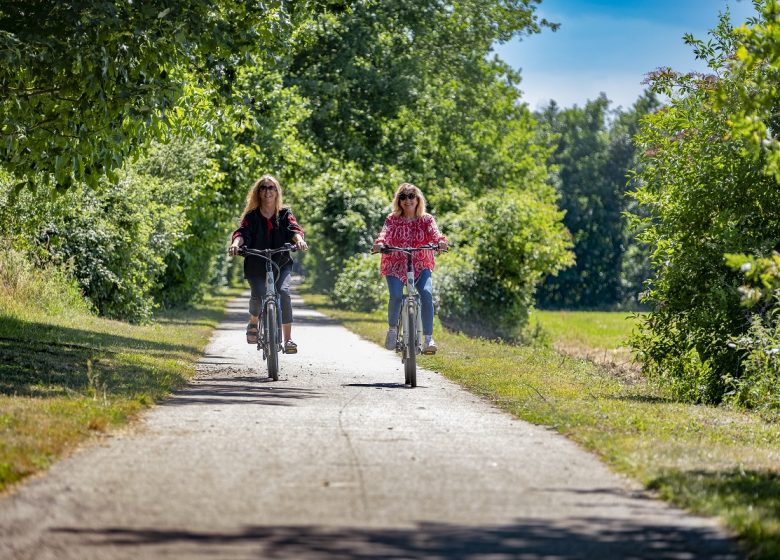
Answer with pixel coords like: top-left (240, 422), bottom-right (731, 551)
top-left (518, 70), bottom-right (648, 111)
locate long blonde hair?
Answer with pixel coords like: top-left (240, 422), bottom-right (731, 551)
top-left (391, 182), bottom-right (426, 217)
top-left (240, 174), bottom-right (284, 221)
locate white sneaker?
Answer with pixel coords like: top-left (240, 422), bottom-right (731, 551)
top-left (384, 328), bottom-right (397, 350)
top-left (422, 337), bottom-right (437, 355)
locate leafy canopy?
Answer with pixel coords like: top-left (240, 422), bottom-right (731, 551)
top-left (0, 0), bottom-right (307, 191)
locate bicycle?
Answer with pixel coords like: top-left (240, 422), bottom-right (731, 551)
top-left (374, 243), bottom-right (444, 387)
top-left (236, 243), bottom-right (297, 381)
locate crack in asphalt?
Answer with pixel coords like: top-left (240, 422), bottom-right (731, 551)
top-left (337, 391), bottom-right (370, 518)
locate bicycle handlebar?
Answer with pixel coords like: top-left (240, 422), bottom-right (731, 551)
top-left (236, 243), bottom-right (298, 258)
top-left (372, 243), bottom-right (446, 255)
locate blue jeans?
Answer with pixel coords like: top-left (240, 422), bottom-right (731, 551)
top-left (247, 264), bottom-right (293, 323)
top-left (387, 269), bottom-right (434, 336)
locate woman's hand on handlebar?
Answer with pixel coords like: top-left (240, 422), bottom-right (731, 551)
top-left (293, 238), bottom-right (309, 252)
top-left (228, 238), bottom-right (243, 256)
top-left (437, 240), bottom-right (448, 252)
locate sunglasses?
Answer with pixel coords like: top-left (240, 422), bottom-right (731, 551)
top-left (259, 184), bottom-right (278, 192)
top-left (398, 193), bottom-right (417, 201)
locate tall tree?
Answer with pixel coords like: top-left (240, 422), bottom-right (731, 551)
top-left (535, 92), bottom-right (659, 309)
top-left (535, 95), bottom-right (621, 308)
top-left (282, 0), bottom-right (564, 291)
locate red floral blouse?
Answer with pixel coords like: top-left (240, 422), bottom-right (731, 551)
top-left (374, 213), bottom-right (447, 281)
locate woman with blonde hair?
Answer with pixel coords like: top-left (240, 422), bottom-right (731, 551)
top-left (229, 174), bottom-right (308, 353)
top-left (372, 182), bottom-right (448, 354)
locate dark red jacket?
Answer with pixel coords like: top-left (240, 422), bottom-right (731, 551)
top-left (232, 207), bottom-right (304, 277)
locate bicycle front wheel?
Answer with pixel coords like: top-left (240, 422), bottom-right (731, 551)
top-left (266, 303), bottom-right (279, 381)
top-left (404, 301), bottom-right (417, 387)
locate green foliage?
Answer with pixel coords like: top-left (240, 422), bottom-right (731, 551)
top-left (294, 164), bottom-right (392, 291)
top-left (217, 62), bottom-right (315, 192)
top-left (138, 138), bottom-right (232, 307)
top-left (286, 0), bottom-right (554, 175)
top-left (536, 92), bottom-right (661, 309)
top-left (1, 166), bottom-right (188, 322)
top-left (630, 13), bottom-right (780, 403)
top-left (437, 190), bottom-right (573, 339)
top-left (724, 0), bottom-right (780, 180)
top-left (286, 0), bottom-right (556, 213)
top-left (0, 1), bottom-right (308, 191)
top-left (332, 254), bottom-right (385, 312)
top-left (723, 253), bottom-right (780, 412)
top-left (0, 246), bottom-right (91, 317)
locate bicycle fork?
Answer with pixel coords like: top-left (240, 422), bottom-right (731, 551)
top-left (401, 295), bottom-right (422, 358)
top-left (259, 271), bottom-right (281, 359)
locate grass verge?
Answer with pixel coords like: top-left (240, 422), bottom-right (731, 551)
top-left (530, 310), bottom-right (642, 376)
top-left (302, 289), bottom-right (780, 560)
top-left (0, 287), bottom-right (242, 492)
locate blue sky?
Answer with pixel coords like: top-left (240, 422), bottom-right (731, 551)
top-left (493, 0), bottom-right (759, 110)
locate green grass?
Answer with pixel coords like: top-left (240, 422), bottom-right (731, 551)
top-left (0, 285), bottom-right (242, 492)
top-left (302, 291), bottom-right (780, 560)
top-left (531, 310), bottom-right (642, 350)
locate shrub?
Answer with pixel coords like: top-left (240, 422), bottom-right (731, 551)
top-left (332, 254), bottom-right (385, 312)
top-left (436, 190), bottom-right (573, 339)
top-left (1, 170), bottom-right (187, 322)
top-left (629, 18), bottom-right (780, 403)
top-left (139, 138), bottom-right (233, 307)
top-left (722, 253), bottom-right (780, 413)
top-left (293, 163), bottom-right (393, 292)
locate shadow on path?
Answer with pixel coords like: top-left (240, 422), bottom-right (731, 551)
top-left (344, 382), bottom-right (409, 390)
top-left (162, 377), bottom-right (322, 407)
top-left (52, 517), bottom-right (740, 559)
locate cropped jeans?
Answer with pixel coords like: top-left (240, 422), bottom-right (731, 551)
top-left (386, 268), bottom-right (434, 336)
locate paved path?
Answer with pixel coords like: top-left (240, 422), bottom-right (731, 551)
top-left (0, 293), bottom-right (741, 559)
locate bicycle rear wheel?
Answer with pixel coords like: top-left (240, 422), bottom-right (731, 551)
top-left (404, 301), bottom-right (417, 387)
top-left (266, 303), bottom-right (279, 381)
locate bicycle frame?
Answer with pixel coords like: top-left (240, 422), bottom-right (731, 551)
top-left (238, 244), bottom-right (296, 380)
top-left (400, 250), bottom-right (423, 357)
top-left (375, 243), bottom-right (440, 387)
top-left (260, 256), bottom-right (282, 357)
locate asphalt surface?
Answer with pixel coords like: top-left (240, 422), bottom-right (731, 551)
top-left (0, 291), bottom-right (742, 559)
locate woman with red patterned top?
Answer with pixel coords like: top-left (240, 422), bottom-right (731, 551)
top-left (229, 175), bottom-right (308, 353)
top-left (372, 183), bottom-right (448, 354)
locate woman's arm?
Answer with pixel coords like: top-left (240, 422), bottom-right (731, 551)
top-left (229, 212), bottom-right (255, 255)
top-left (372, 215), bottom-right (392, 251)
top-left (285, 210), bottom-right (308, 251)
top-left (425, 215), bottom-right (448, 250)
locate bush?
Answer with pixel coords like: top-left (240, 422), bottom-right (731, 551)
top-left (293, 162), bottom-right (395, 292)
top-left (721, 253), bottom-right (780, 413)
top-left (436, 190), bottom-right (573, 339)
top-left (1, 170), bottom-right (187, 322)
top-left (332, 254), bottom-right (385, 312)
top-left (139, 138), bottom-right (233, 307)
top-left (629, 19), bottom-right (780, 404)
top-left (0, 137), bottom-right (233, 322)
